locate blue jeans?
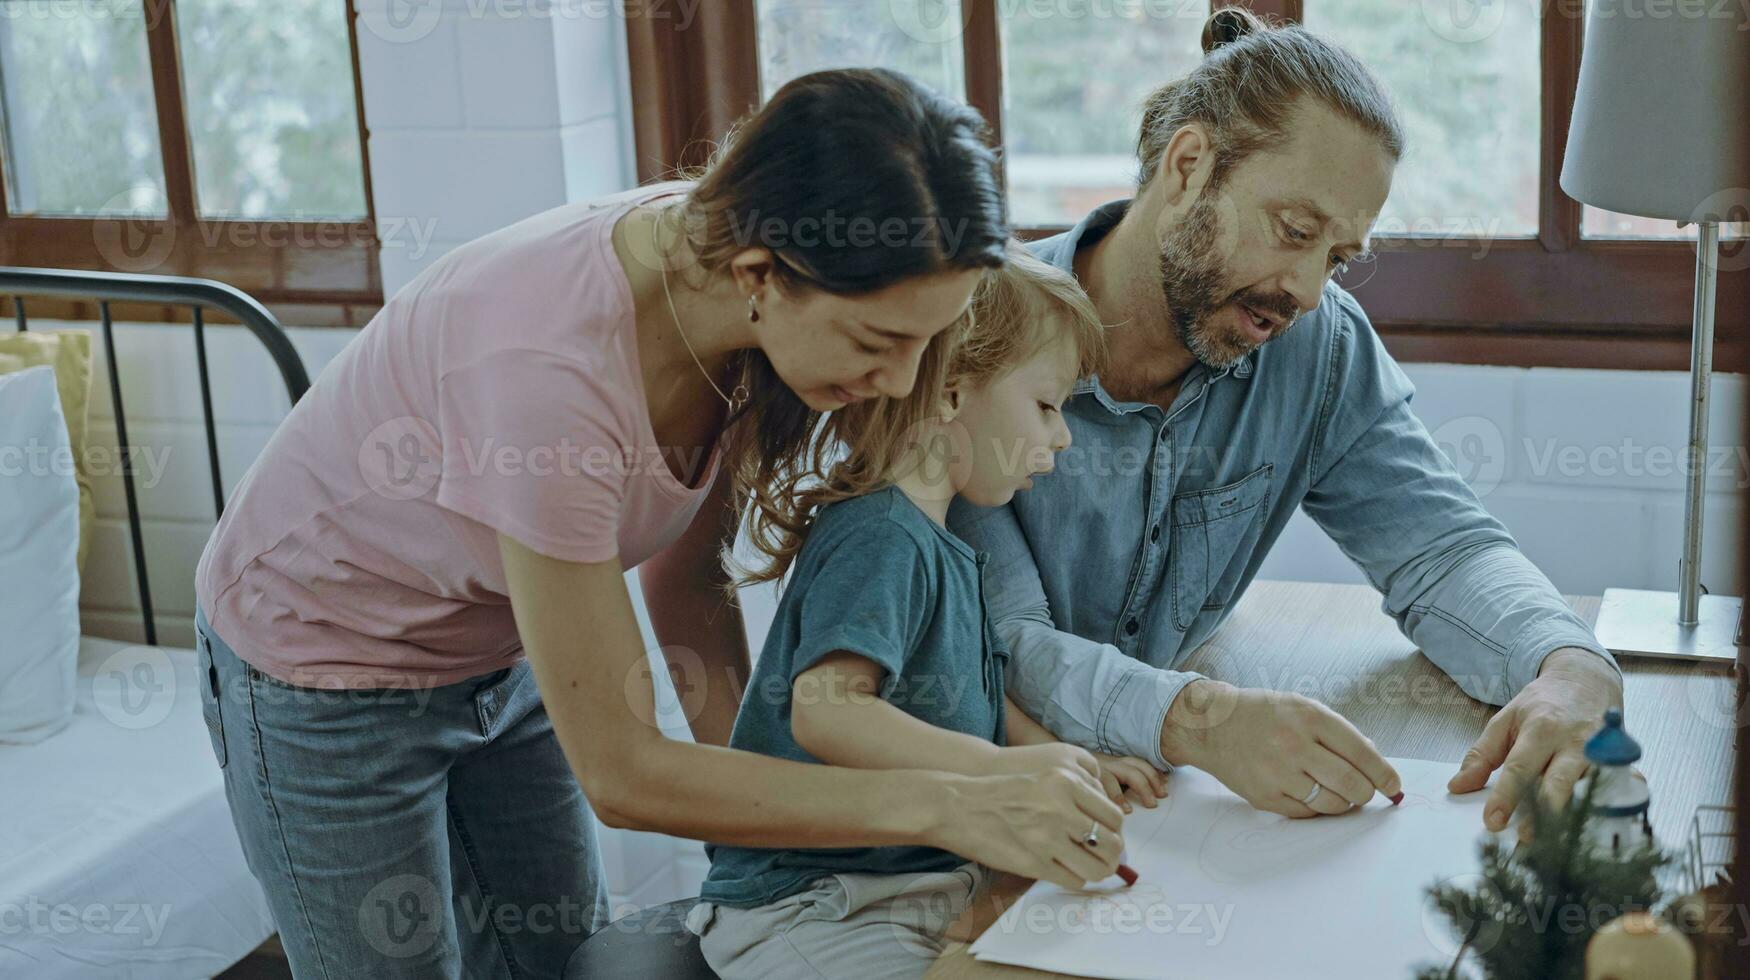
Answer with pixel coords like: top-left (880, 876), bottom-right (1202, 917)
top-left (194, 608), bottom-right (607, 979)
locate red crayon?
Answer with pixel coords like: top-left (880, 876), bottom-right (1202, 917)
top-left (1116, 863), bottom-right (1140, 887)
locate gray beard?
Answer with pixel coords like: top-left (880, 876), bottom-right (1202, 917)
top-left (1157, 191), bottom-right (1246, 371)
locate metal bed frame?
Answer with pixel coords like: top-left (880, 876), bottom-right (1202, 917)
top-left (0, 266), bottom-right (311, 646)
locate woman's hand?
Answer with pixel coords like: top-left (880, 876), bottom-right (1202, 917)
top-left (502, 535), bottom-right (1119, 880)
top-left (1090, 752), bottom-right (1169, 813)
top-left (986, 742), bottom-right (1102, 783)
top-left (934, 767), bottom-right (1128, 892)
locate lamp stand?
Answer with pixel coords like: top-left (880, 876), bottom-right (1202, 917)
top-left (1595, 221), bottom-right (1744, 665)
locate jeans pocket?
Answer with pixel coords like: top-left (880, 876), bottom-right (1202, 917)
top-left (195, 630), bottom-right (228, 770)
top-left (473, 663), bottom-right (531, 738)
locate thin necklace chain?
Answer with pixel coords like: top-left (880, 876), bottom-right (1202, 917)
top-left (650, 207), bottom-right (747, 412)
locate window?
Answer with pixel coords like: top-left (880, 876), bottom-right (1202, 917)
top-left (627, 1), bottom-right (1747, 371)
top-left (999, 2), bottom-right (1204, 226)
top-left (757, 0), bottom-right (965, 103)
top-left (0, 4), bottom-right (166, 214)
top-left (176, 0), bottom-right (368, 219)
top-left (0, 0), bottom-right (379, 324)
top-left (1584, 205), bottom-right (1749, 242)
top-left (1303, 0), bottom-right (1541, 239)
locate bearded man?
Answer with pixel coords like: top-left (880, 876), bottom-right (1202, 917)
top-left (947, 8), bottom-right (1625, 835)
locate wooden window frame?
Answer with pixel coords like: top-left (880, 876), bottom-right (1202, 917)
top-left (0, 0), bottom-right (383, 327)
top-left (626, 0), bottom-right (1747, 371)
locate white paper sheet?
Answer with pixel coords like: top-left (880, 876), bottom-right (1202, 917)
top-left (968, 757), bottom-right (1496, 979)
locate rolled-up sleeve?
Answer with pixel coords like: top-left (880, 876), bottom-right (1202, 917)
top-left (1299, 294), bottom-right (1621, 705)
top-left (952, 499), bottom-right (1197, 769)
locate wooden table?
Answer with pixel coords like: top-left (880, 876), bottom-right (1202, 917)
top-left (926, 580), bottom-right (1740, 979)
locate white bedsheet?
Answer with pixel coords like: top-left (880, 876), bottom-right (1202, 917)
top-left (0, 636), bottom-right (275, 979)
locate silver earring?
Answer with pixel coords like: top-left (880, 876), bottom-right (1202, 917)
top-left (747, 294), bottom-right (760, 323)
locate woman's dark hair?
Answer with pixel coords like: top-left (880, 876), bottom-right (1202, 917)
top-left (661, 68), bottom-right (1009, 581)
top-left (677, 67), bottom-right (1008, 295)
top-left (1137, 6), bottom-right (1404, 190)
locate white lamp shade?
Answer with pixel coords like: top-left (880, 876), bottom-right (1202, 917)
top-left (1560, 6), bottom-right (1750, 221)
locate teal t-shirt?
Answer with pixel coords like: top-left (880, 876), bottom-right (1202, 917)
top-left (699, 486), bottom-right (1009, 908)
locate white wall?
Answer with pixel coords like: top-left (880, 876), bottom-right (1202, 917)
top-left (352, 0), bottom-right (637, 294)
top-left (1258, 364), bottom-right (1748, 599)
top-left (61, 0), bottom-right (1748, 925)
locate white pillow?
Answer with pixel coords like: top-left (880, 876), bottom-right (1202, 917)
top-left (0, 366), bottom-right (80, 742)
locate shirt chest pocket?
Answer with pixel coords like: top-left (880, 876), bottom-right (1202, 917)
top-left (1169, 463), bottom-right (1273, 631)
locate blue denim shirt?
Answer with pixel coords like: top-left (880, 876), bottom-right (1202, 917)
top-left (946, 199), bottom-right (1620, 770)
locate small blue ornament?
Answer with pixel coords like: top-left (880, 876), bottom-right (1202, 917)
top-left (1584, 706), bottom-right (1642, 767)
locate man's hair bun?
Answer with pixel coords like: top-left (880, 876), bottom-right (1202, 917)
top-left (1201, 6), bottom-right (1267, 55)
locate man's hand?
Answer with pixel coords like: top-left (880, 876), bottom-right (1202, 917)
top-left (1447, 646), bottom-right (1624, 838)
top-left (1160, 679), bottom-right (1402, 817)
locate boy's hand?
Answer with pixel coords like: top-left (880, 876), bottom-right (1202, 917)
top-left (989, 745), bottom-right (1169, 813)
top-left (1092, 753), bottom-right (1169, 813)
top-left (989, 743), bottom-right (1103, 784)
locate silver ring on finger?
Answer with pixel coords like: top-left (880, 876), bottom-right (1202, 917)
top-left (1300, 780), bottom-right (1324, 807)
top-left (1082, 821), bottom-right (1100, 848)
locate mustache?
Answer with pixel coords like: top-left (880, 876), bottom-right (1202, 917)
top-left (1232, 288), bottom-right (1300, 327)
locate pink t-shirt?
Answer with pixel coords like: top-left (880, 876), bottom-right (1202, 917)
top-left (195, 183), bottom-right (720, 688)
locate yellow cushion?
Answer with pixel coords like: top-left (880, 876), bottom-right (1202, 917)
top-left (0, 331), bottom-right (94, 575)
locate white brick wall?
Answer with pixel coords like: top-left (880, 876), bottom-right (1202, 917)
top-left (1256, 365), bottom-right (1749, 599)
top-left (353, 0), bottom-right (636, 295)
top-left (74, 321), bottom-right (354, 644)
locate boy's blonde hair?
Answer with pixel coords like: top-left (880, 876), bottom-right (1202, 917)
top-left (732, 240), bottom-right (1107, 586)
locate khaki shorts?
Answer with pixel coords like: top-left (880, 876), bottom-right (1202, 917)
top-left (687, 862), bottom-right (990, 980)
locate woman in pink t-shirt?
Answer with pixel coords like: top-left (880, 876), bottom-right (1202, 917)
top-left (192, 68), bottom-right (1125, 978)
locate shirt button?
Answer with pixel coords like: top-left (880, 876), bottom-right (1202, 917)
top-left (1125, 618), bottom-right (1140, 636)
top-left (1150, 524), bottom-right (1161, 542)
